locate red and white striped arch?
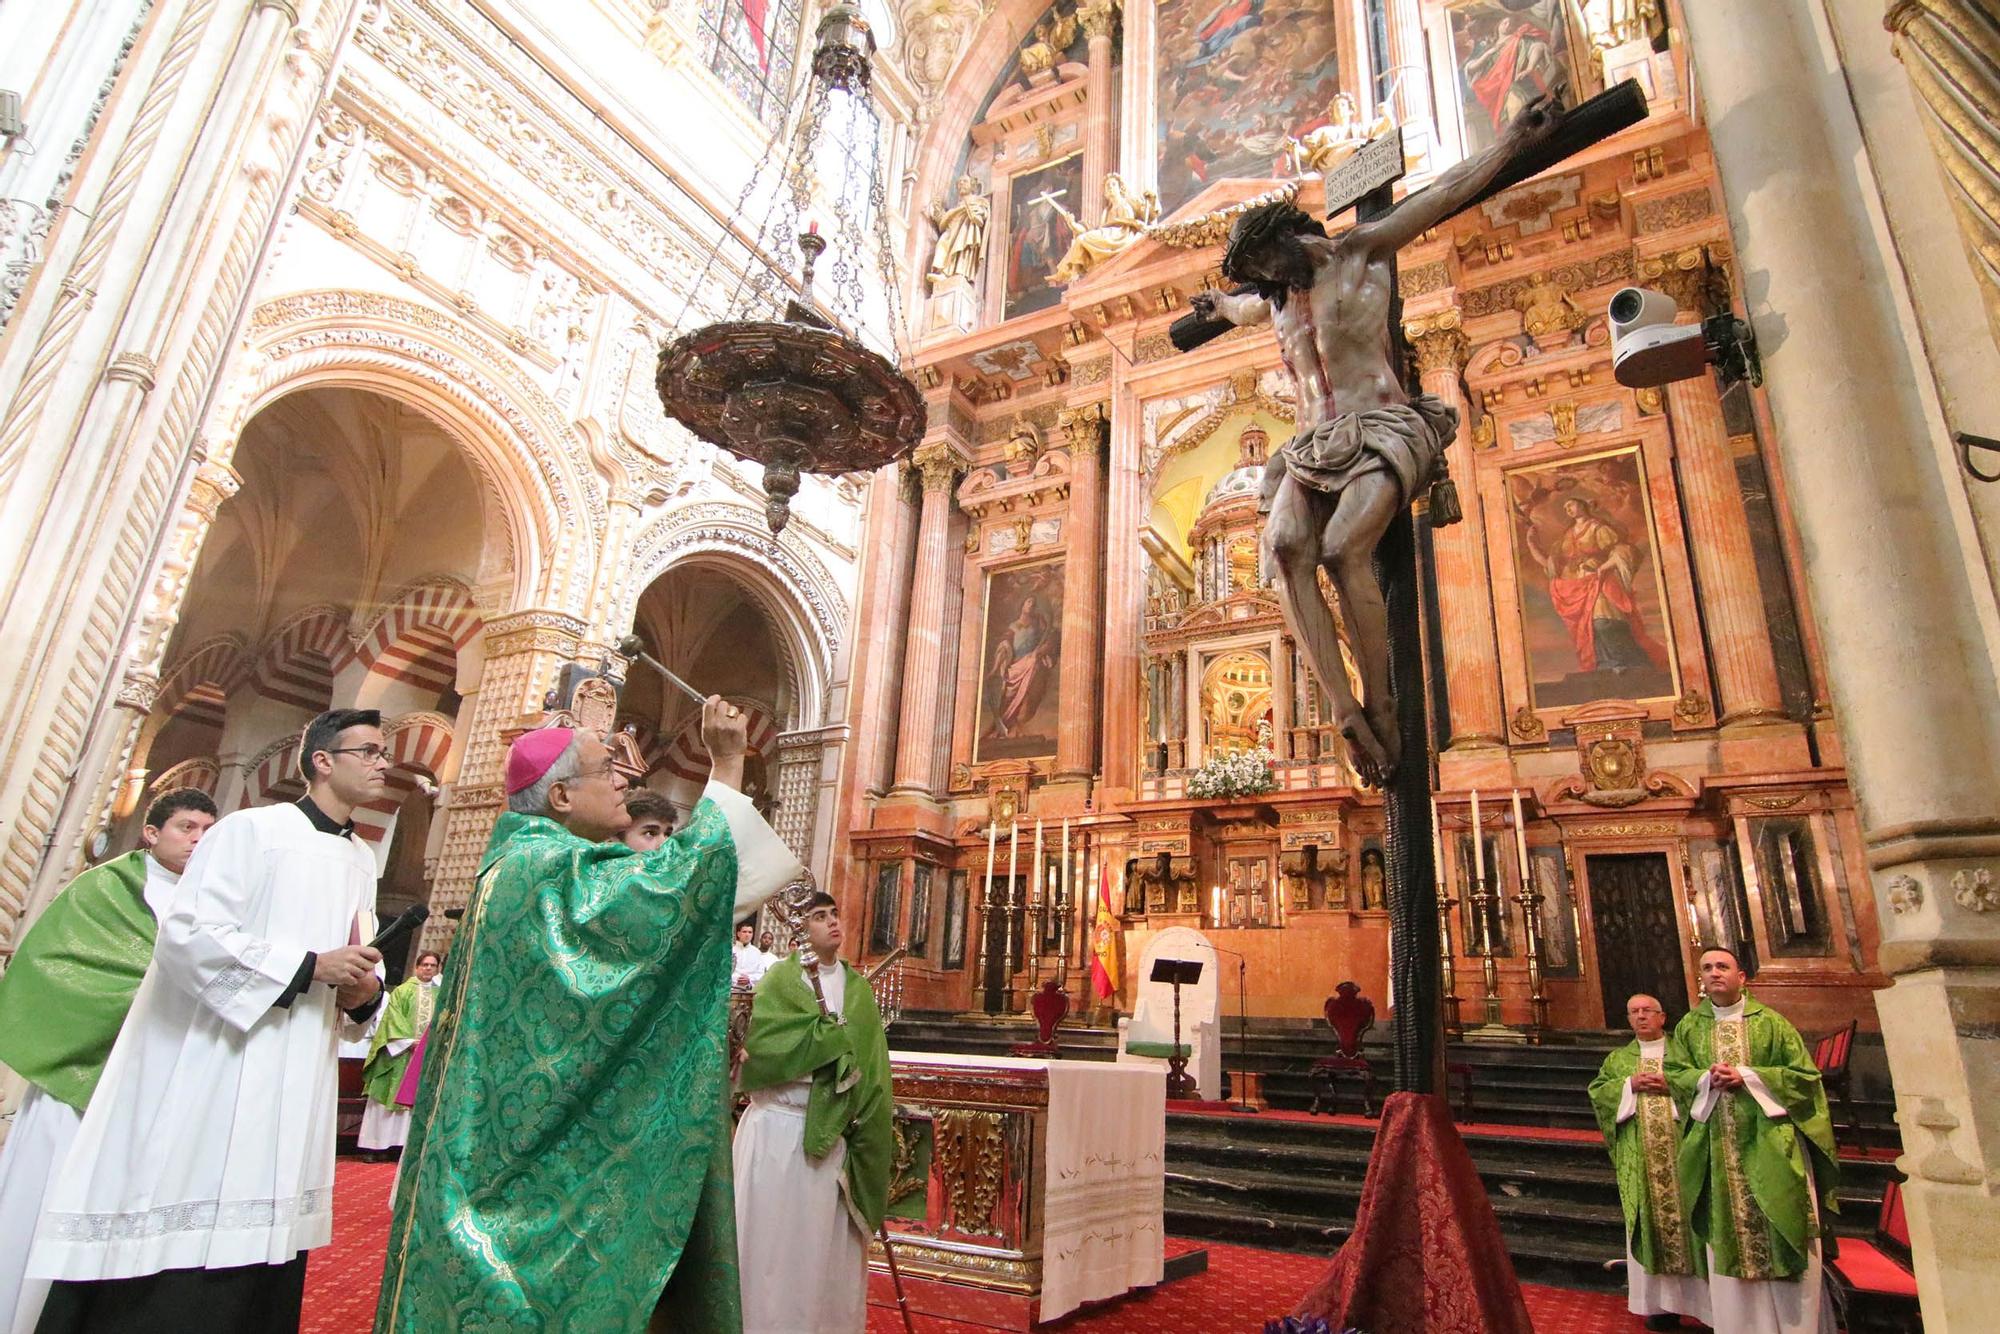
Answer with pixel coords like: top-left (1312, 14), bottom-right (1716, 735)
top-left (657, 698), bottom-right (777, 784)
top-left (250, 605), bottom-right (349, 713)
top-left (145, 757), bottom-right (220, 801)
top-left (244, 736), bottom-right (305, 808)
top-left (351, 579), bottom-right (481, 703)
top-left (153, 635), bottom-right (250, 732)
top-left (351, 712), bottom-right (456, 846)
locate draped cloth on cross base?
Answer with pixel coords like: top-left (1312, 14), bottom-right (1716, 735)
top-left (1293, 1091), bottom-right (1533, 1334)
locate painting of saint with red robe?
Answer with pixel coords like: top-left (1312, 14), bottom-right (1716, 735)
top-left (1508, 449), bottom-right (1677, 709)
top-left (1446, 0), bottom-right (1580, 155)
top-left (976, 560), bottom-right (1065, 762)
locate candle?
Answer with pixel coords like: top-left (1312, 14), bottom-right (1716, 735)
top-left (1032, 819), bottom-right (1044, 906)
top-left (1060, 817), bottom-right (1071, 908)
top-left (1008, 819), bottom-right (1019, 886)
top-left (807, 219), bottom-right (819, 235)
top-left (1430, 792), bottom-right (1445, 890)
top-left (1212, 885), bottom-right (1223, 929)
top-left (1470, 788), bottom-right (1483, 885)
top-left (1511, 787), bottom-right (1531, 888)
top-left (984, 817), bottom-right (997, 906)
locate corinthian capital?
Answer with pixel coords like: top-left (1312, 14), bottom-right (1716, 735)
top-left (1078, 0), bottom-right (1121, 41)
top-left (1404, 311), bottom-right (1470, 375)
top-left (912, 440), bottom-right (967, 492)
top-left (1057, 402), bottom-right (1109, 453)
top-left (1637, 244), bottom-right (1730, 320)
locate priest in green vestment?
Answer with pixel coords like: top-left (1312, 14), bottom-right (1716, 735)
top-left (357, 949), bottom-right (442, 1156)
top-left (1666, 946), bottom-right (1839, 1334)
top-left (734, 891), bottom-right (894, 1334)
top-left (1588, 993), bottom-right (1707, 1330)
top-left (0, 788), bottom-right (218, 1330)
top-left (376, 700), bottom-right (804, 1334)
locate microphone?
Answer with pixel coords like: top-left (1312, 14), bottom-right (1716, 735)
top-left (442, 907), bottom-right (466, 921)
top-left (366, 903), bottom-right (430, 954)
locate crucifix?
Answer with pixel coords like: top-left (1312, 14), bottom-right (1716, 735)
top-left (1176, 81), bottom-right (1648, 1095)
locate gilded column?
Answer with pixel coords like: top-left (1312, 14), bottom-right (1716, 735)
top-left (1642, 244), bottom-right (1788, 733)
top-left (1405, 312), bottom-right (1506, 750)
top-left (1056, 403), bottom-right (1108, 779)
top-left (1078, 0), bottom-right (1121, 222)
top-left (1886, 0), bottom-right (2000, 349)
top-left (888, 441), bottom-right (969, 798)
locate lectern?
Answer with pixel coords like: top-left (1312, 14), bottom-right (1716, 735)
top-left (1148, 958), bottom-right (1204, 1099)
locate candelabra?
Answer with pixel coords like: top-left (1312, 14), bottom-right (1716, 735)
top-left (1513, 877), bottom-right (1551, 1034)
top-left (1436, 886), bottom-right (1461, 1034)
top-left (1470, 865), bottom-right (1503, 1029)
top-left (1001, 854), bottom-right (1023, 1013)
top-left (974, 860), bottom-right (998, 1013)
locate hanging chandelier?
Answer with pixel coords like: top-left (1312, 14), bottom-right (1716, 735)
top-left (656, 2), bottom-right (924, 534)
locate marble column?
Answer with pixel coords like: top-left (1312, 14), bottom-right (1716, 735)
top-left (1683, 3), bottom-right (2000, 1325)
top-left (1100, 355), bottom-right (1146, 796)
top-left (888, 440), bottom-right (968, 799)
top-left (1079, 0), bottom-right (1120, 222)
top-left (1405, 313), bottom-right (1506, 754)
top-left (1056, 402), bottom-right (1108, 779)
top-left (866, 465), bottom-right (923, 796)
top-left (1642, 245), bottom-right (1790, 740)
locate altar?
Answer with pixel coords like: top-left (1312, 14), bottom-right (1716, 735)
top-left (869, 1052), bottom-right (1169, 1329)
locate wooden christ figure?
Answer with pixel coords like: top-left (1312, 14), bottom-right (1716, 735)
top-left (1189, 96), bottom-right (1562, 786)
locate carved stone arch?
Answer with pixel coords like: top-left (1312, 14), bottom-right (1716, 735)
top-left (624, 504), bottom-right (850, 730)
top-left (347, 575), bottom-right (484, 710)
top-left (132, 634), bottom-right (252, 780)
top-left (228, 291), bottom-right (606, 615)
top-left (249, 603), bottom-right (350, 712)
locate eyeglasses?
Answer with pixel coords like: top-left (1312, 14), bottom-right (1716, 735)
top-left (567, 758), bottom-right (622, 783)
top-left (326, 745), bottom-right (392, 765)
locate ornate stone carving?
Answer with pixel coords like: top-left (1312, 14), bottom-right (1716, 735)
top-left (1511, 705), bottom-right (1547, 741)
top-left (1515, 271), bottom-right (1587, 348)
top-left (1018, 5), bottom-right (1078, 80)
top-left (1552, 708), bottom-right (1696, 807)
top-left (1887, 874), bottom-right (1924, 916)
top-left (1077, 0), bottom-right (1120, 40)
top-left (913, 440), bottom-right (967, 492)
top-left (1405, 311), bottom-right (1470, 374)
top-left (1551, 399), bottom-right (1579, 449)
top-left (1637, 245), bottom-right (1728, 320)
top-left (1951, 866), bottom-right (1999, 912)
top-left (900, 0), bottom-right (987, 105)
top-left (1049, 175), bottom-right (1159, 284)
top-left (1001, 418), bottom-right (1042, 470)
top-left (1057, 402), bottom-right (1108, 453)
top-left (925, 175), bottom-right (991, 292)
top-left (115, 670), bottom-right (161, 714)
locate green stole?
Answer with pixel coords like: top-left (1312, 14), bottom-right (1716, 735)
top-left (1666, 996), bottom-right (1839, 1281)
top-left (0, 851), bottom-right (156, 1111)
top-left (1587, 1039), bottom-right (1701, 1277)
top-left (738, 952), bottom-right (895, 1233)
top-left (360, 975), bottom-right (436, 1108)
top-left (376, 803), bottom-right (744, 1334)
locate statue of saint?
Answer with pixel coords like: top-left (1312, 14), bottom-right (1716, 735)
top-left (1287, 92), bottom-right (1394, 176)
top-left (1190, 97), bottom-right (1560, 784)
top-left (925, 175), bottom-right (991, 290)
top-left (1047, 173), bottom-right (1160, 284)
top-left (1019, 5), bottom-right (1079, 79)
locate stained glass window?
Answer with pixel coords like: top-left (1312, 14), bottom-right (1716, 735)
top-left (696, 0), bottom-right (806, 129)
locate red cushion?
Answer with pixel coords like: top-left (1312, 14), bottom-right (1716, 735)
top-left (1881, 1178), bottom-right (1909, 1249)
top-left (1832, 1241), bottom-right (1919, 1298)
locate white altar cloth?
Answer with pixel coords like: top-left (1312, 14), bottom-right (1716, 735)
top-left (891, 1052), bottom-right (1166, 1320)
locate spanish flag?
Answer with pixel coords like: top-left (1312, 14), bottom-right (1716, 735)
top-left (1090, 861), bottom-right (1119, 1000)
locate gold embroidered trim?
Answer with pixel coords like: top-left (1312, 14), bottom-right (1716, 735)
top-left (1636, 1053), bottom-right (1692, 1274)
top-left (1715, 1017), bottom-right (1775, 1279)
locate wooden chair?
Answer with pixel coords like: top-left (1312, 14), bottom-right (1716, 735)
top-left (1830, 1176), bottom-right (1923, 1332)
top-left (1309, 981), bottom-right (1376, 1117)
top-left (1010, 980), bottom-right (1070, 1058)
top-left (1814, 1018), bottom-right (1859, 1140)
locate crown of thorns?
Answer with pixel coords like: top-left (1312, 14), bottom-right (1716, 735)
top-left (1221, 201), bottom-right (1326, 281)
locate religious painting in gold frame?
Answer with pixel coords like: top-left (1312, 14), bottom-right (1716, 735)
top-left (1504, 445), bottom-right (1681, 712)
top-left (1002, 153), bottom-right (1083, 319)
top-left (1443, 0), bottom-right (1600, 157)
top-left (974, 558), bottom-right (1065, 764)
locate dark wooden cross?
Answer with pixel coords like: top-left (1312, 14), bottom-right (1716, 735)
top-left (1175, 82), bottom-right (1648, 1094)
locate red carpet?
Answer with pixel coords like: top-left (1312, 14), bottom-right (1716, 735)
top-left (306, 1160), bottom-right (1638, 1332)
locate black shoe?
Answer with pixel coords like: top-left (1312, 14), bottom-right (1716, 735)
top-left (1643, 1317), bottom-right (1680, 1331)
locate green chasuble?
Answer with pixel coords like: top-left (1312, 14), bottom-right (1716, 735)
top-left (360, 975), bottom-right (437, 1108)
top-left (1588, 1040), bottom-right (1702, 1277)
top-left (0, 851), bottom-right (156, 1112)
top-left (375, 801), bottom-right (745, 1334)
top-left (1666, 996), bottom-right (1839, 1281)
top-left (738, 953), bottom-right (895, 1232)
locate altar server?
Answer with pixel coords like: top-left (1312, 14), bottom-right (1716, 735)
top-left (733, 919), bottom-right (775, 987)
top-left (0, 789), bottom-right (217, 1331)
top-left (734, 892), bottom-right (894, 1334)
top-left (1588, 993), bottom-right (1708, 1329)
top-left (621, 787), bottom-right (677, 852)
top-left (377, 702), bottom-right (803, 1332)
top-left (27, 711), bottom-right (388, 1331)
top-left (358, 951), bottom-right (443, 1157)
top-left (1667, 947), bottom-right (1839, 1334)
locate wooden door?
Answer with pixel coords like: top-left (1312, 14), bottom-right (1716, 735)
top-left (1584, 851), bottom-right (1690, 1027)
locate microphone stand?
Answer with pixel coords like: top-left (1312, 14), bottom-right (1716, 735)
top-left (1207, 944), bottom-right (1255, 1113)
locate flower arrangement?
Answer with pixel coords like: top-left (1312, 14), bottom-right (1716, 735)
top-left (1186, 743), bottom-right (1278, 799)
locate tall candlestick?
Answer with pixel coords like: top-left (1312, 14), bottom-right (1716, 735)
top-left (1008, 819), bottom-right (1019, 880)
top-left (984, 818), bottom-right (997, 892)
top-left (977, 818), bottom-right (999, 1013)
top-left (1004, 820), bottom-right (1022, 1011)
top-left (1470, 788), bottom-right (1483, 876)
top-left (1431, 792), bottom-right (1445, 891)
top-left (1032, 819), bottom-right (1044, 906)
top-left (1510, 787), bottom-right (1531, 888)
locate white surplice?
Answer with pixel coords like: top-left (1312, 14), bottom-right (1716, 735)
top-left (1689, 998), bottom-right (1835, 1334)
top-left (27, 803), bottom-right (377, 1282)
top-left (734, 959), bottom-right (868, 1334)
